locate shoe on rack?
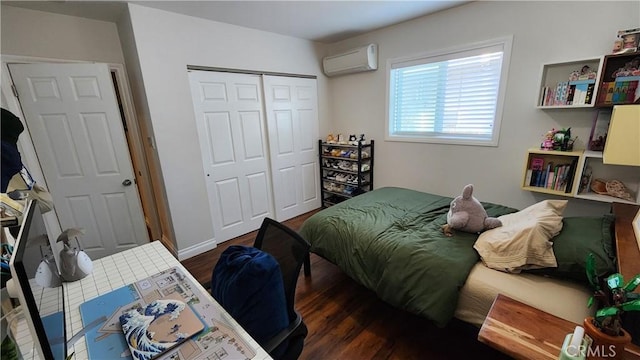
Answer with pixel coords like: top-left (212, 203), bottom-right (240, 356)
top-left (344, 186), bottom-right (356, 195)
top-left (361, 164), bottom-right (370, 172)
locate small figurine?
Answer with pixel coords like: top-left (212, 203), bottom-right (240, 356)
top-left (348, 134), bottom-right (358, 145)
top-left (613, 39), bottom-right (624, 54)
top-left (585, 253), bottom-right (640, 337)
top-left (541, 129), bottom-right (555, 150)
top-left (326, 134), bottom-right (336, 144)
top-left (358, 134), bottom-right (365, 143)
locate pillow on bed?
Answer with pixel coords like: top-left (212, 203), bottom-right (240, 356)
top-left (525, 215), bottom-right (616, 285)
top-left (473, 200), bottom-right (567, 273)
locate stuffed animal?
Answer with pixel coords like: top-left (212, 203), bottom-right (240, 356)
top-left (442, 184), bottom-right (502, 237)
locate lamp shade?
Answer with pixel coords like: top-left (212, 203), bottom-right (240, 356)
top-left (603, 105), bottom-right (640, 166)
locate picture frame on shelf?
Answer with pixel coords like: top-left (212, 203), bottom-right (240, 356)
top-left (588, 110), bottom-right (611, 151)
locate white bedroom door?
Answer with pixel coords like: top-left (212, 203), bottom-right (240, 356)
top-left (263, 76), bottom-right (320, 221)
top-left (188, 70), bottom-right (274, 242)
top-left (8, 63), bottom-right (149, 259)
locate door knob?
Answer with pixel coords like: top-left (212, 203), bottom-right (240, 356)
top-left (122, 179), bottom-right (132, 186)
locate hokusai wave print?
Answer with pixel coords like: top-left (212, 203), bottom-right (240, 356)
top-left (119, 299), bottom-right (205, 360)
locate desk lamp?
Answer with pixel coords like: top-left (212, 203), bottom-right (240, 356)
top-left (56, 228), bottom-right (93, 282)
top-left (27, 233), bottom-right (62, 288)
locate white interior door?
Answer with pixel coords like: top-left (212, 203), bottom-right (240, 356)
top-left (189, 71), bottom-right (273, 242)
top-left (8, 63), bottom-right (149, 260)
top-left (263, 76), bottom-right (320, 221)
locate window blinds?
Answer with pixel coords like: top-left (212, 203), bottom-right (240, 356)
top-left (388, 45), bottom-right (505, 142)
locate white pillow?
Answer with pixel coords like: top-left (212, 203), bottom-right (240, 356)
top-left (473, 200), bottom-right (567, 273)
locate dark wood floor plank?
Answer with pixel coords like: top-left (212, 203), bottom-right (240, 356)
top-left (180, 211), bottom-right (513, 360)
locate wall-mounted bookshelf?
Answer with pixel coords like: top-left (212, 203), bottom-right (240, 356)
top-left (537, 57), bottom-right (604, 108)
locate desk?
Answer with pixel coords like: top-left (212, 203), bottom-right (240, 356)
top-left (478, 294), bottom-right (640, 360)
top-left (13, 241), bottom-right (271, 359)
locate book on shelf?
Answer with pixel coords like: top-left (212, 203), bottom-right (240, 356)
top-left (541, 162), bottom-right (553, 188)
top-left (566, 84), bottom-right (576, 105)
top-left (525, 169), bottom-right (533, 187)
top-left (628, 80), bottom-right (640, 102)
top-left (546, 170), bottom-right (555, 189)
top-left (564, 159), bottom-right (578, 194)
top-left (584, 83), bottom-right (595, 104)
top-left (573, 83), bottom-right (589, 105)
top-left (529, 157), bottom-right (544, 186)
top-left (605, 82), bottom-right (615, 103)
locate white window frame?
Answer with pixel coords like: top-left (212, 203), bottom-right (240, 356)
top-left (385, 36), bottom-right (513, 147)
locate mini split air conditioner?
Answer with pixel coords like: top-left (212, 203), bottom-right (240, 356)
top-left (322, 44), bottom-right (378, 77)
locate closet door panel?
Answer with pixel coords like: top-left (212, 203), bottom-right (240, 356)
top-left (189, 71), bottom-right (273, 243)
top-left (264, 76), bottom-right (320, 221)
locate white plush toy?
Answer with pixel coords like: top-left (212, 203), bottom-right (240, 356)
top-left (443, 184), bottom-right (502, 237)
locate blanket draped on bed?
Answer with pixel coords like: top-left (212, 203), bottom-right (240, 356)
top-left (299, 187), bottom-right (517, 327)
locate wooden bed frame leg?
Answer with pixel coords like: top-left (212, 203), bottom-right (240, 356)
top-left (304, 253), bottom-right (311, 276)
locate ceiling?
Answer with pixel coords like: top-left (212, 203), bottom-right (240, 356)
top-left (3, 1), bottom-right (470, 43)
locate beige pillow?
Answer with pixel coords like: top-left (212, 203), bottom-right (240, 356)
top-left (474, 200), bottom-right (568, 273)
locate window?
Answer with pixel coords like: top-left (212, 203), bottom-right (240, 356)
top-left (386, 36), bottom-right (512, 146)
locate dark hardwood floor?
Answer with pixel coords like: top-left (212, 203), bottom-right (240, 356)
top-left (181, 210), bottom-right (513, 360)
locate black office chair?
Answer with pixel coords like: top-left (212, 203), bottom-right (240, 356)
top-left (211, 217), bottom-right (310, 360)
top-left (252, 217), bottom-right (310, 360)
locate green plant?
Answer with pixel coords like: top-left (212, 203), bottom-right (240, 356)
top-left (586, 253), bottom-right (640, 336)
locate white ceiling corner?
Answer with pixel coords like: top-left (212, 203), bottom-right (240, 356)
top-left (3, 0), bottom-right (471, 43)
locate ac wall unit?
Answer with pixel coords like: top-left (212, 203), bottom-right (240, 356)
top-left (322, 44), bottom-right (378, 77)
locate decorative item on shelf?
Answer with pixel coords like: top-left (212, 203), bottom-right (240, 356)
top-left (611, 56), bottom-right (640, 79)
top-left (540, 128), bottom-right (575, 151)
top-left (583, 253), bottom-right (639, 359)
top-left (326, 133), bottom-right (336, 144)
top-left (590, 178), bottom-right (635, 202)
top-left (569, 65), bottom-right (597, 82)
top-left (56, 228), bottom-right (93, 282)
top-left (613, 28), bottom-right (640, 54)
top-left (578, 166), bottom-right (593, 194)
top-left (588, 110), bottom-right (611, 152)
top-left (541, 129), bottom-right (555, 150)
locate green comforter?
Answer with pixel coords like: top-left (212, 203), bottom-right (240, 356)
top-left (299, 187), bottom-right (517, 327)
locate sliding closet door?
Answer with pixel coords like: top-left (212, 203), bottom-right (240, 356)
top-left (189, 71), bottom-right (273, 242)
top-left (263, 76), bottom-right (320, 221)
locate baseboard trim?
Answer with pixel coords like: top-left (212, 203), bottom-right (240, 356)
top-left (177, 239), bottom-right (217, 261)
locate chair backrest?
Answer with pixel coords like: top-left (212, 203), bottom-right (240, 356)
top-left (253, 217), bottom-right (310, 322)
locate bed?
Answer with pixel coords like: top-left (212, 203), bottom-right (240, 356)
top-left (299, 187), bottom-right (598, 327)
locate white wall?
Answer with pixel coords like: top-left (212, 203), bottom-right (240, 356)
top-left (125, 4), bottom-right (329, 258)
top-left (323, 1), bottom-right (640, 216)
top-left (0, 5), bottom-right (124, 64)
